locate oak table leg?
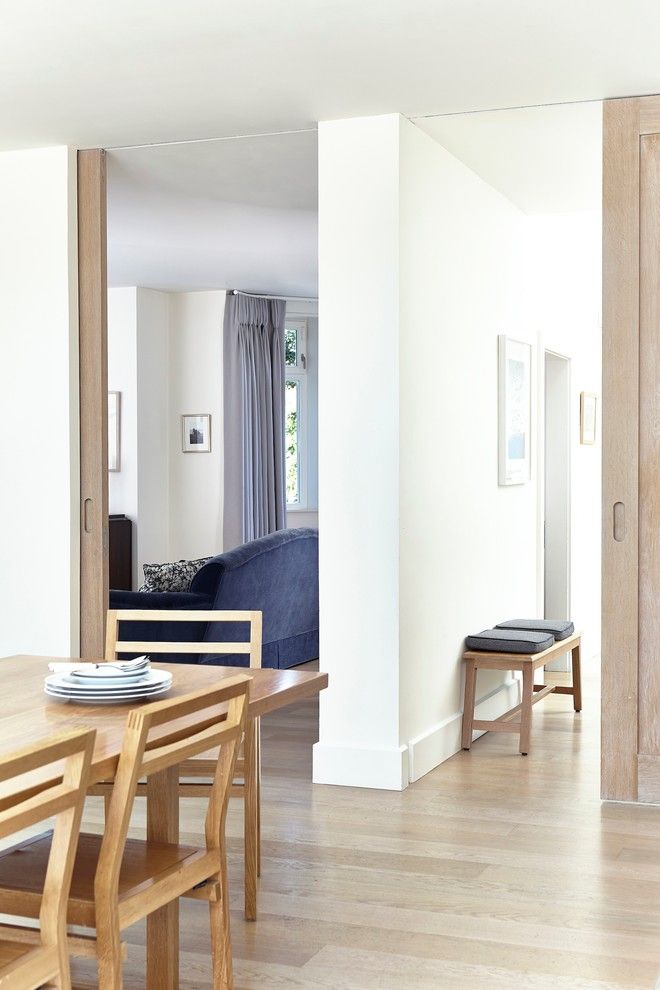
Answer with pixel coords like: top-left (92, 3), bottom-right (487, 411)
top-left (461, 660), bottom-right (477, 750)
top-left (243, 716), bottom-right (258, 921)
top-left (519, 664), bottom-right (533, 756)
top-left (572, 641), bottom-right (582, 712)
top-left (147, 765), bottom-right (179, 989)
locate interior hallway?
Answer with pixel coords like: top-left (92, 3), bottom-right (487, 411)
top-left (77, 667), bottom-right (660, 989)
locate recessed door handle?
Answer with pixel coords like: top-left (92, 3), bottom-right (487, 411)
top-left (613, 502), bottom-right (626, 542)
top-left (83, 498), bottom-right (93, 534)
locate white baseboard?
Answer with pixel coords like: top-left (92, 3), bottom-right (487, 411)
top-left (407, 677), bottom-right (521, 783)
top-left (312, 741), bottom-right (409, 791)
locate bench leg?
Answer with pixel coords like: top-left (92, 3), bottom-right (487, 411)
top-left (461, 660), bottom-right (477, 750)
top-left (571, 641), bottom-right (582, 712)
top-left (519, 665), bottom-right (533, 756)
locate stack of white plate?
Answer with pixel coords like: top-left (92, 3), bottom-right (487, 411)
top-left (44, 657), bottom-right (172, 705)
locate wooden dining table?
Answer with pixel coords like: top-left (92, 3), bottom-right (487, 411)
top-left (0, 655), bottom-right (328, 990)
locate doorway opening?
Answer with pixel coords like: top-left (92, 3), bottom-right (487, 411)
top-left (544, 350), bottom-right (571, 672)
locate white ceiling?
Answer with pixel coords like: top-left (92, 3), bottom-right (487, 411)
top-left (108, 103), bottom-right (600, 293)
top-left (107, 131), bottom-right (318, 294)
top-left (1, 0), bottom-right (660, 152)
top-left (415, 102), bottom-right (603, 214)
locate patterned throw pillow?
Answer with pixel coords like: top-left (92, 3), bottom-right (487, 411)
top-left (139, 557), bottom-right (211, 593)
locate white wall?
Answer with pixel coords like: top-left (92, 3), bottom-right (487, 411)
top-left (109, 288), bottom-right (226, 578)
top-left (0, 147), bottom-right (79, 657)
top-left (398, 118), bottom-right (537, 779)
top-left (524, 213), bottom-right (602, 666)
top-left (108, 287), bottom-right (170, 585)
top-left (136, 289), bottom-right (170, 575)
top-left (108, 287), bottom-right (139, 584)
top-left (314, 115), bottom-right (405, 790)
top-left (168, 291), bottom-right (225, 561)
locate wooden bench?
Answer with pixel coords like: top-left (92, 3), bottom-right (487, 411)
top-left (461, 632), bottom-right (582, 755)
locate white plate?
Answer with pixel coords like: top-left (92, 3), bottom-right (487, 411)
top-left (67, 671), bottom-right (151, 687)
top-left (45, 685), bottom-right (171, 705)
top-left (70, 666), bottom-right (150, 684)
top-left (46, 681), bottom-right (170, 698)
top-left (46, 670), bottom-right (171, 694)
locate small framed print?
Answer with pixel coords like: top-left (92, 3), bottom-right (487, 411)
top-left (182, 414), bottom-right (211, 453)
top-left (580, 392), bottom-right (597, 445)
top-left (108, 391), bottom-right (121, 472)
top-left (498, 335), bottom-right (532, 485)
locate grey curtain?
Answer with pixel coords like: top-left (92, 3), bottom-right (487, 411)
top-left (223, 293), bottom-right (286, 549)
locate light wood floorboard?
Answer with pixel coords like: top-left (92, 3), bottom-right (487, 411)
top-left (71, 667), bottom-right (660, 989)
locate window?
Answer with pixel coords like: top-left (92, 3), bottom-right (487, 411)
top-left (285, 319), bottom-right (307, 508)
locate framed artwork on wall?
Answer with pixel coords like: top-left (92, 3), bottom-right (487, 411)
top-left (498, 335), bottom-right (532, 486)
top-left (580, 392), bottom-right (597, 444)
top-left (108, 391), bottom-right (121, 472)
top-left (182, 413), bottom-right (211, 453)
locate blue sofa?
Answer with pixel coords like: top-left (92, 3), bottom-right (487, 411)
top-left (109, 528), bottom-right (319, 669)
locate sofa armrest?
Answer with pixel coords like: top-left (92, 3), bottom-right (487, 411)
top-left (109, 590), bottom-right (213, 610)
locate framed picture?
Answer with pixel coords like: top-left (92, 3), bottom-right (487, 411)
top-left (182, 414), bottom-right (211, 453)
top-left (108, 391), bottom-right (121, 472)
top-left (580, 392), bottom-right (597, 445)
top-left (498, 335), bottom-right (532, 486)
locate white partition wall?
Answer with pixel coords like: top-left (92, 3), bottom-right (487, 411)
top-left (0, 147), bottom-right (79, 657)
top-left (315, 115), bottom-right (550, 789)
top-left (314, 115), bottom-right (406, 789)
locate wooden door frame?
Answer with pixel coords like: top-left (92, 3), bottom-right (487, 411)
top-left (75, 112), bottom-right (657, 792)
top-left (78, 149), bottom-right (109, 658)
top-left (602, 94), bottom-right (660, 801)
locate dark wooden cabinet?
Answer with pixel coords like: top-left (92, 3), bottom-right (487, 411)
top-left (109, 514), bottom-right (133, 591)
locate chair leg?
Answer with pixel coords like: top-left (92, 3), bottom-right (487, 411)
top-left (209, 855), bottom-right (233, 990)
top-left (95, 924), bottom-right (124, 990)
top-left (461, 661), bottom-right (477, 750)
top-left (571, 641), bottom-right (582, 712)
top-left (55, 934), bottom-right (72, 990)
top-left (519, 664), bottom-right (533, 756)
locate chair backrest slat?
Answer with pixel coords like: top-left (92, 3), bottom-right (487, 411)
top-left (141, 720), bottom-right (243, 777)
top-left (0, 731), bottom-right (95, 833)
top-left (132, 677), bottom-right (247, 730)
top-left (0, 782), bottom-right (83, 839)
top-left (115, 640), bottom-right (252, 654)
top-left (105, 608), bottom-right (263, 669)
top-left (0, 732), bottom-right (94, 785)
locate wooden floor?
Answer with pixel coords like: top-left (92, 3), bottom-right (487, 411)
top-left (73, 668), bottom-right (660, 989)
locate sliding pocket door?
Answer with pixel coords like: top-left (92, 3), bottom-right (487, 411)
top-left (602, 95), bottom-right (660, 802)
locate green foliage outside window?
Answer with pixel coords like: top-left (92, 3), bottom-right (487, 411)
top-left (285, 379), bottom-right (298, 503)
top-left (285, 328), bottom-right (297, 366)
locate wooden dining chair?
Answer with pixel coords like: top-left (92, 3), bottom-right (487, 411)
top-left (103, 608), bottom-right (263, 918)
top-left (0, 676), bottom-right (249, 990)
top-left (0, 728), bottom-right (95, 990)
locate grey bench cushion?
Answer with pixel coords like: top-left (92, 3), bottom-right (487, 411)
top-left (465, 628), bottom-right (555, 654)
top-left (496, 618), bottom-right (574, 642)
